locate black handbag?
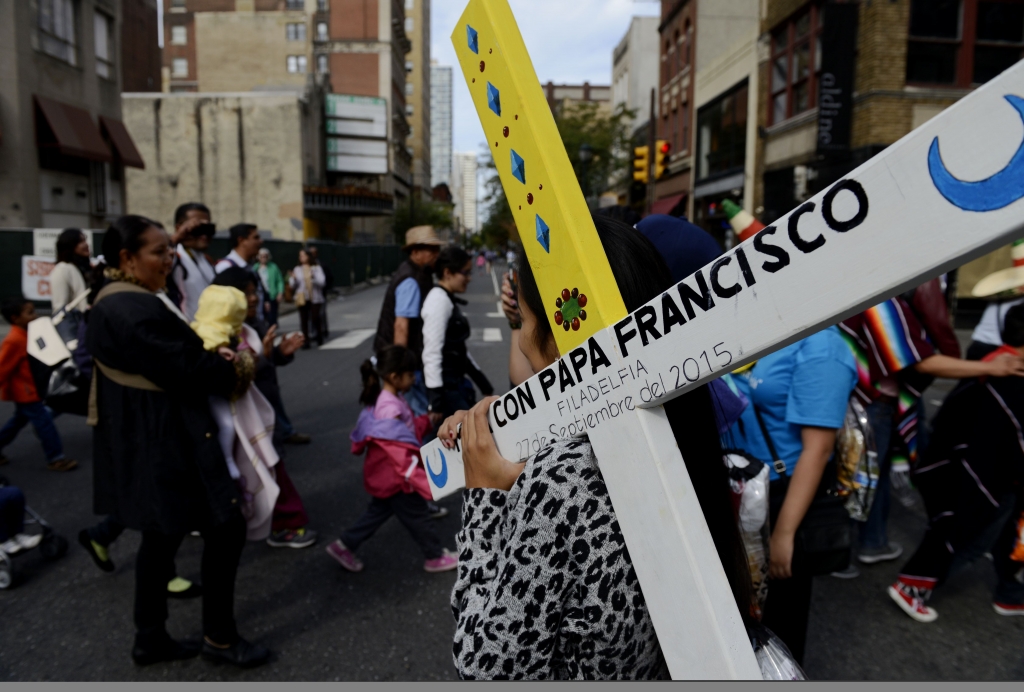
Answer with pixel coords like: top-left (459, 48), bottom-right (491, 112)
top-left (753, 405), bottom-right (851, 576)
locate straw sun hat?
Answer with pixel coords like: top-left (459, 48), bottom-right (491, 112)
top-left (972, 239), bottom-right (1024, 298)
top-left (403, 225), bottom-right (444, 250)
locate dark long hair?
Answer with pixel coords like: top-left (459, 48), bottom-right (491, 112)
top-left (518, 213), bottom-right (755, 623)
top-left (360, 345), bottom-right (418, 407)
top-left (56, 228), bottom-right (92, 278)
top-left (434, 245), bottom-right (471, 280)
top-left (89, 215), bottom-right (160, 304)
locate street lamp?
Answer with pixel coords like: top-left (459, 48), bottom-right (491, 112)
top-left (578, 142), bottom-right (594, 206)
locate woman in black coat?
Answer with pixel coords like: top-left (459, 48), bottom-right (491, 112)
top-left (85, 215), bottom-right (269, 667)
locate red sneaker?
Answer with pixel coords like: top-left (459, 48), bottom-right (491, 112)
top-left (993, 601), bottom-right (1024, 616)
top-left (888, 581), bottom-right (938, 623)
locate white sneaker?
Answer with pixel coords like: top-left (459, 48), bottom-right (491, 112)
top-left (0, 539), bottom-right (22, 555)
top-left (15, 533), bottom-right (42, 550)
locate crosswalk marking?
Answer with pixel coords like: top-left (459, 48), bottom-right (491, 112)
top-left (320, 329), bottom-right (376, 350)
top-left (487, 301), bottom-right (504, 318)
top-left (482, 328), bottom-right (502, 342)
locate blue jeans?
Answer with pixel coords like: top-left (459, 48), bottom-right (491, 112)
top-left (406, 371), bottom-right (429, 417)
top-left (859, 399), bottom-right (895, 549)
top-left (0, 402), bottom-right (64, 463)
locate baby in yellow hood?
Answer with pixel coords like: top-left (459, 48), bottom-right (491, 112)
top-left (191, 284), bottom-right (281, 541)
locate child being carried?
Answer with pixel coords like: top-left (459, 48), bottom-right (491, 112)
top-left (192, 285), bottom-right (280, 541)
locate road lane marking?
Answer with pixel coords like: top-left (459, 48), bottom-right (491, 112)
top-left (491, 268), bottom-right (500, 296)
top-left (320, 329), bottom-right (376, 350)
top-left (483, 328), bottom-right (502, 342)
top-left (487, 301), bottom-right (504, 318)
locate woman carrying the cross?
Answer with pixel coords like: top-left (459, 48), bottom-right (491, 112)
top-left (437, 215), bottom-right (753, 680)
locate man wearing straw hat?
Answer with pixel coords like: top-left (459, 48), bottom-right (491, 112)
top-left (373, 225), bottom-right (444, 419)
top-left (966, 239), bottom-right (1024, 360)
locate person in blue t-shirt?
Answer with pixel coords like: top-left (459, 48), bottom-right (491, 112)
top-left (724, 326), bottom-right (857, 664)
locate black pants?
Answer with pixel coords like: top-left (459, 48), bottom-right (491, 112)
top-left (340, 493), bottom-right (441, 559)
top-left (760, 478), bottom-right (813, 666)
top-left (134, 512), bottom-right (246, 646)
top-left (299, 303), bottom-right (324, 346)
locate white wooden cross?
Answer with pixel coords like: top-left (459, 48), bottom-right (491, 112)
top-left (423, 0), bottom-right (1024, 679)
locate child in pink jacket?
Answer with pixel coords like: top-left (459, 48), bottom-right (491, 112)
top-left (326, 346), bottom-right (457, 573)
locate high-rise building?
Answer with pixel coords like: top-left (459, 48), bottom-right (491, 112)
top-left (430, 62), bottom-right (453, 188)
top-left (451, 152), bottom-right (477, 235)
top-left (0, 0), bottom-right (145, 229)
top-left (404, 0), bottom-right (431, 200)
top-left (162, 0), bottom-right (314, 93)
top-left (612, 17), bottom-right (660, 136)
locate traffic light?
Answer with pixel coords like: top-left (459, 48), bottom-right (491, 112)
top-left (655, 140), bottom-right (671, 179)
top-left (633, 146), bottom-right (650, 184)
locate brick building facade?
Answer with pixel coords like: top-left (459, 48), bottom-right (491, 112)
top-left (654, 0), bottom-right (697, 215)
top-left (122, 0), bottom-right (161, 92)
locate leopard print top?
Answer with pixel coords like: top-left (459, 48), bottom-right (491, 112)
top-left (451, 437), bottom-right (668, 680)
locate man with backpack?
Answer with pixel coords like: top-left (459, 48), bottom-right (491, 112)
top-left (837, 288), bottom-right (1024, 577)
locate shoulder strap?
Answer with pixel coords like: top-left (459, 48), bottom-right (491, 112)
top-left (752, 404), bottom-right (788, 477)
top-left (93, 280), bottom-right (152, 305)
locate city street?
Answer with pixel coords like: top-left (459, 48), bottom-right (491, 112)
top-left (0, 267), bottom-right (1022, 681)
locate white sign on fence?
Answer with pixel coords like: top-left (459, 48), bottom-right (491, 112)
top-left (32, 229), bottom-right (94, 259)
top-left (22, 256), bottom-right (56, 301)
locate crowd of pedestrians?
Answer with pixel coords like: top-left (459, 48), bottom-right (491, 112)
top-left (1, 204), bottom-right (1023, 678)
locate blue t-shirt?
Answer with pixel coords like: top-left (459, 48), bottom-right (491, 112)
top-left (394, 277), bottom-right (422, 318)
top-left (725, 327), bottom-right (857, 481)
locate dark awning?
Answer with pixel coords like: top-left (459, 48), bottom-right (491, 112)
top-left (651, 193), bottom-right (686, 216)
top-left (100, 116), bottom-right (145, 169)
top-left (34, 95), bottom-right (112, 162)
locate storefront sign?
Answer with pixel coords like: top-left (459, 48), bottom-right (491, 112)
top-left (32, 229), bottom-right (94, 259)
top-left (817, 3), bottom-right (859, 154)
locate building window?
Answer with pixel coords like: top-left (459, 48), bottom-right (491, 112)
top-left (684, 20), bottom-right (692, 67)
top-left (662, 40), bottom-right (670, 83)
top-left (171, 0), bottom-right (186, 7)
top-left (38, 0), bottom-right (77, 66)
top-left (673, 30), bottom-right (681, 75)
top-left (317, 54), bottom-right (329, 73)
top-left (316, 21), bottom-right (328, 40)
top-left (769, 3), bottom-right (822, 125)
top-left (405, 60), bottom-right (414, 72)
top-left (171, 25), bottom-right (187, 45)
top-left (318, 0), bottom-right (328, 10)
top-left (172, 58), bottom-right (188, 77)
top-left (907, 0), bottom-right (1024, 86)
top-left (286, 22), bottom-right (306, 42)
top-left (285, 0), bottom-right (304, 9)
top-left (406, 0), bottom-right (414, 9)
top-left (697, 81), bottom-right (749, 181)
top-left (405, 17), bottom-right (414, 32)
top-left (94, 11), bottom-right (113, 79)
top-left (287, 55), bottom-right (308, 73)
top-left (406, 82), bottom-right (414, 96)
top-left (406, 104), bottom-right (414, 116)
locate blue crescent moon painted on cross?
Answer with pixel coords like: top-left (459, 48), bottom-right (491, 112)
top-left (928, 94), bottom-right (1024, 212)
top-left (426, 449), bottom-right (448, 488)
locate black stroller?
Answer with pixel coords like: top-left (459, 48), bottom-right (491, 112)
top-left (0, 475), bottom-right (68, 590)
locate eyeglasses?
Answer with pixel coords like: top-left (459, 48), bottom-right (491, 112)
top-left (459, 268), bottom-right (473, 277)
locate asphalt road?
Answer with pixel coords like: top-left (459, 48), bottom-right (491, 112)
top-left (0, 265), bottom-right (1021, 680)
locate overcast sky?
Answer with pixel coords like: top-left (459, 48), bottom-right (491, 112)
top-left (431, 0), bottom-right (660, 156)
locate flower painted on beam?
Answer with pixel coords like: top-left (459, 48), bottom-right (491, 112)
top-left (553, 287), bottom-right (588, 332)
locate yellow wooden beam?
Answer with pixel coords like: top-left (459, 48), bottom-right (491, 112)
top-left (451, 0), bottom-right (627, 352)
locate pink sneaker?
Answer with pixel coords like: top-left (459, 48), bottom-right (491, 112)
top-left (424, 549), bottom-right (458, 573)
top-left (326, 540), bottom-right (364, 572)
top-left (888, 581), bottom-right (937, 623)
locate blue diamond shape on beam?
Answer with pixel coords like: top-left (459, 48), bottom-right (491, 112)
top-left (510, 150), bottom-right (525, 184)
top-left (535, 215), bottom-right (550, 253)
top-left (467, 25), bottom-right (479, 54)
top-left (487, 82), bottom-right (501, 116)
